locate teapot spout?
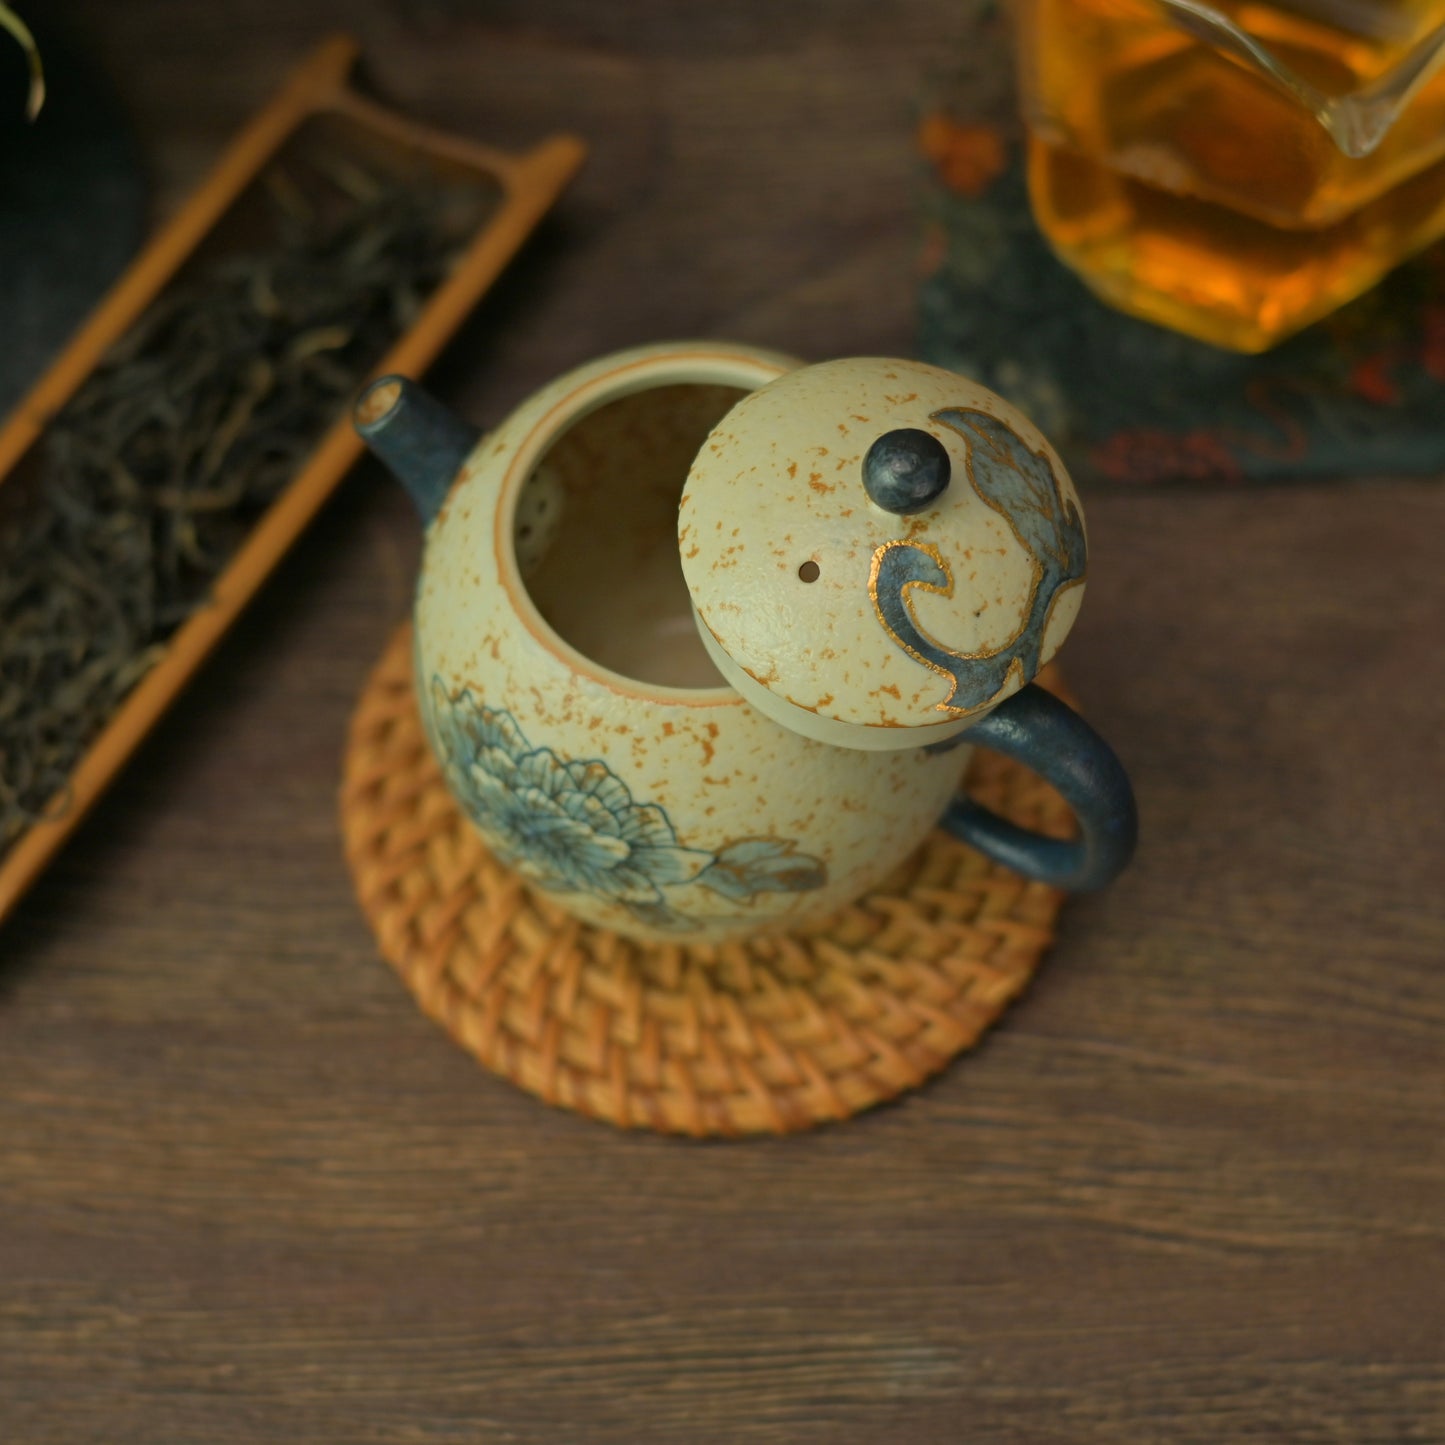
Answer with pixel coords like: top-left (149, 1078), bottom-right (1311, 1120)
top-left (354, 375), bottom-right (480, 526)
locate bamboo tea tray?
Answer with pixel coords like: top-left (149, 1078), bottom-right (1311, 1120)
top-left (0, 35), bottom-right (584, 924)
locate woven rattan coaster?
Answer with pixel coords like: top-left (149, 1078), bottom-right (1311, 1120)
top-left (341, 625), bottom-right (1074, 1136)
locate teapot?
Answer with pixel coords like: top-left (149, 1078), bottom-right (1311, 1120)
top-left (354, 343), bottom-right (1136, 945)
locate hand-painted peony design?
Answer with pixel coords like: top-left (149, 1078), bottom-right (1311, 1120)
top-left (426, 679), bottom-right (827, 930)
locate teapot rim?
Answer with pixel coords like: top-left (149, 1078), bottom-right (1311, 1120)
top-left (490, 342), bottom-right (796, 709)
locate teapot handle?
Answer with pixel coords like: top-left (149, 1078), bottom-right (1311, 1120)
top-left (940, 685), bottom-right (1137, 892)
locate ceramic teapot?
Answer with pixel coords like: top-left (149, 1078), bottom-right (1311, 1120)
top-left (354, 342), bottom-right (1136, 944)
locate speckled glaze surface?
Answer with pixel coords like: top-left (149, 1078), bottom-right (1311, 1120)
top-left (681, 357), bottom-right (1087, 750)
top-left (410, 343), bottom-right (977, 943)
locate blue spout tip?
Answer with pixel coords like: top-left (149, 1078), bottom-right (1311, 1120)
top-left (352, 374), bottom-right (480, 527)
top-left (355, 375), bottom-right (406, 436)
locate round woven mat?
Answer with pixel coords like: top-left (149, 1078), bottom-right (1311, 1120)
top-left (341, 625), bottom-right (1074, 1136)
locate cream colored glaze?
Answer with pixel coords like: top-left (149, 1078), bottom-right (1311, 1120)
top-left (679, 358), bottom-right (1086, 745)
top-left (411, 342), bottom-right (976, 944)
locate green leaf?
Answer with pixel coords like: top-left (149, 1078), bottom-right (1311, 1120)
top-left (697, 837), bottom-right (827, 901)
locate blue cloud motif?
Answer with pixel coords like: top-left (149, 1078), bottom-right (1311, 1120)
top-left (426, 679), bottom-right (826, 930)
top-left (870, 407), bottom-right (1087, 716)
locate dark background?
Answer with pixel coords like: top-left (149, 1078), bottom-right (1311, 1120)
top-left (2, 3), bottom-right (1442, 1441)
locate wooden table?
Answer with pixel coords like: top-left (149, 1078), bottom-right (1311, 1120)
top-left (5, 4), bottom-right (1442, 1440)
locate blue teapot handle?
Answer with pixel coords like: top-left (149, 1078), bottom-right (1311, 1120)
top-left (940, 684), bottom-right (1137, 892)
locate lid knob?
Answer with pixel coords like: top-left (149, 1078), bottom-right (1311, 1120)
top-left (862, 428), bottom-right (951, 515)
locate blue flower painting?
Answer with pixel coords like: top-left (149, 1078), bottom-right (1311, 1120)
top-left (426, 679), bottom-right (826, 930)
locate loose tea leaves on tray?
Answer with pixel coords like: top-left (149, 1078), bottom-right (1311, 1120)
top-left (0, 155), bottom-right (482, 856)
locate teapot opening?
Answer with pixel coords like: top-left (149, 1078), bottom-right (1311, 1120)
top-left (515, 382), bottom-right (750, 691)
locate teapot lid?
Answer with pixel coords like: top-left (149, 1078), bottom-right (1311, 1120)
top-left (679, 357), bottom-right (1088, 751)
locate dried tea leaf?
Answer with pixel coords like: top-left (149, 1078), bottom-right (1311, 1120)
top-left (0, 153), bottom-right (482, 856)
top-left (0, 2), bottom-right (44, 121)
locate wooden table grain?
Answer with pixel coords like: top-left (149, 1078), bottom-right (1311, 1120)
top-left (3, 4), bottom-right (1442, 1441)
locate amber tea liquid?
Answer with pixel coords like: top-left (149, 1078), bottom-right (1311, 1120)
top-left (1015, 0), bottom-right (1445, 349)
